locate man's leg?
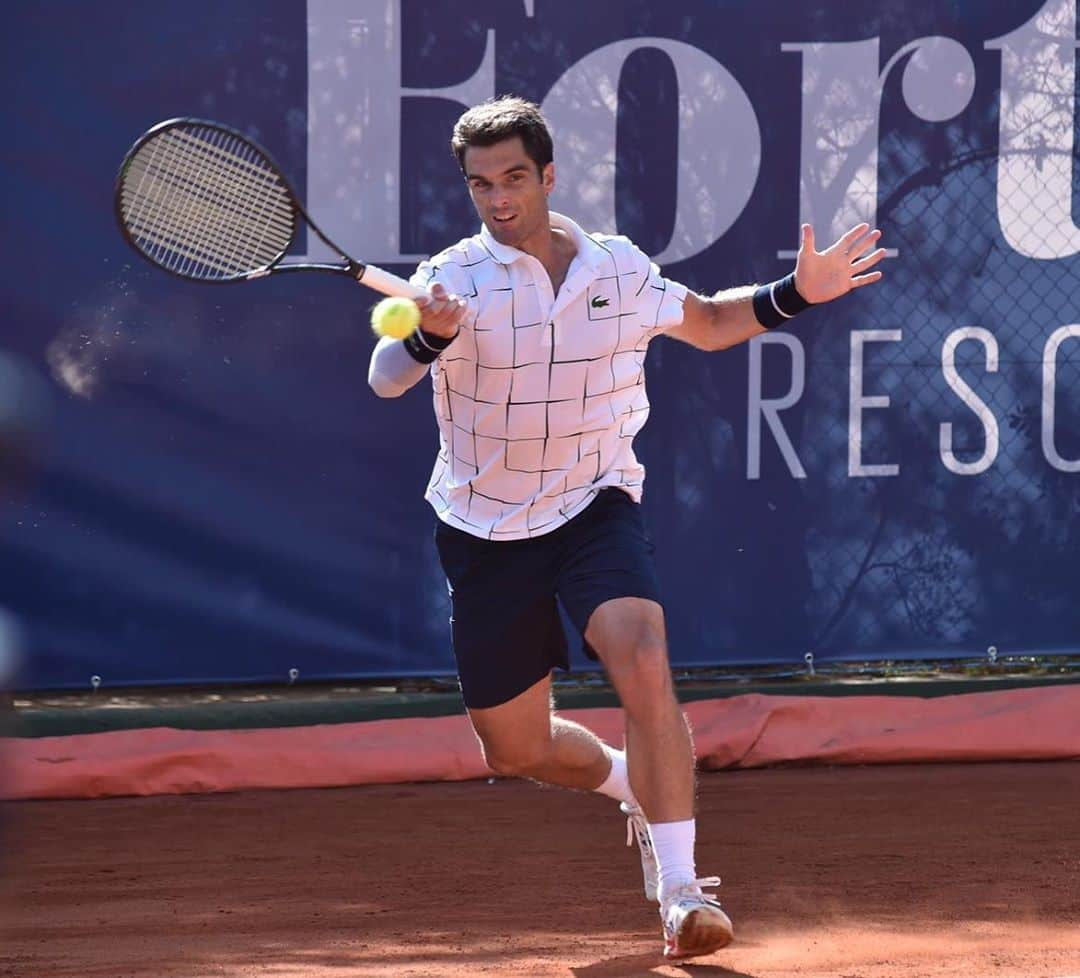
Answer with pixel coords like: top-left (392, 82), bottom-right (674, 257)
top-left (467, 669), bottom-right (653, 899)
top-left (468, 670), bottom-right (631, 796)
top-left (584, 597), bottom-right (693, 822)
top-left (585, 595), bottom-right (733, 958)
top-left (435, 513), bottom-right (637, 801)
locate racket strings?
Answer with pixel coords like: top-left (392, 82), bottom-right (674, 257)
top-left (128, 131), bottom-right (262, 275)
top-left (120, 125), bottom-right (295, 280)
top-left (123, 135), bottom-right (250, 277)
top-left (172, 127), bottom-right (292, 272)
top-left (125, 127), bottom-right (291, 275)
top-left (123, 158), bottom-right (281, 276)
top-left (127, 127), bottom-right (291, 273)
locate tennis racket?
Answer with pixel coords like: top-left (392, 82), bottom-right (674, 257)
top-left (114, 117), bottom-right (424, 299)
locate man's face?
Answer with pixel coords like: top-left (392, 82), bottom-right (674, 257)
top-left (462, 136), bottom-right (554, 251)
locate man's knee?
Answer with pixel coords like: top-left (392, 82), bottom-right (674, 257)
top-left (599, 621), bottom-right (670, 683)
top-left (590, 612), bottom-right (675, 709)
top-left (468, 672), bottom-right (555, 778)
top-left (613, 639), bottom-right (672, 696)
top-left (587, 600), bottom-right (669, 676)
top-left (480, 738), bottom-right (550, 777)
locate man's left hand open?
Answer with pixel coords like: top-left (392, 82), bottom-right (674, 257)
top-left (794, 223), bottom-right (887, 304)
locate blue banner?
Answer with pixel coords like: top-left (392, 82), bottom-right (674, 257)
top-left (2, 0), bottom-right (1078, 689)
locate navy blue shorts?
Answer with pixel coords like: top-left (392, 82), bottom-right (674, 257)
top-left (434, 488), bottom-right (663, 709)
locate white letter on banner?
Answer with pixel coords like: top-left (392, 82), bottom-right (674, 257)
top-left (987, 0), bottom-right (1080, 260)
top-left (1042, 325), bottom-right (1080, 472)
top-left (849, 329), bottom-right (902, 477)
top-left (747, 333), bottom-right (806, 480)
top-left (780, 37), bottom-right (974, 258)
top-left (305, 0), bottom-right (494, 264)
top-left (940, 327), bottom-right (1000, 476)
top-left (542, 39), bottom-right (760, 264)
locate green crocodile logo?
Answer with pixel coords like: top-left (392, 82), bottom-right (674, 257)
top-left (590, 296), bottom-right (610, 309)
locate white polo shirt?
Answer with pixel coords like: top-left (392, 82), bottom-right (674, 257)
top-left (410, 212), bottom-right (688, 540)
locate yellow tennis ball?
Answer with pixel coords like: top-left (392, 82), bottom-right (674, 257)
top-left (371, 296), bottom-right (421, 339)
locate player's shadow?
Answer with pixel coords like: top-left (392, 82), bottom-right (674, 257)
top-left (572, 952), bottom-right (758, 978)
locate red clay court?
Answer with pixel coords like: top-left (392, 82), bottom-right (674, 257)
top-left (3, 684), bottom-right (1079, 977)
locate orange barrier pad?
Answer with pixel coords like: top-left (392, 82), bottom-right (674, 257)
top-left (3, 685), bottom-right (1078, 800)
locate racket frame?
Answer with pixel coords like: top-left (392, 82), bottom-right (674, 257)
top-left (114, 117), bottom-right (422, 299)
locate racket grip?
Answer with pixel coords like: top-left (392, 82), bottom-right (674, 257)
top-left (356, 263), bottom-right (426, 301)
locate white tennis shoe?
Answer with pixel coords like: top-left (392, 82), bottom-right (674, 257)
top-left (660, 876), bottom-right (734, 959)
top-left (620, 801), bottom-right (658, 902)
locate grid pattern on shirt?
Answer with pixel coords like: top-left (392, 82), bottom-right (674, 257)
top-left (414, 224), bottom-right (686, 540)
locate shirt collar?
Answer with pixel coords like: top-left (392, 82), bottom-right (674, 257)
top-left (478, 211), bottom-right (609, 272)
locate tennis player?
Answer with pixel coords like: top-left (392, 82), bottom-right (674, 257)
top-left (368, 96), bottom-right (885, 959)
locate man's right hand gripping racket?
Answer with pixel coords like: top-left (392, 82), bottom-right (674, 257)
top-left (114, 117), bottom-right (424, 301)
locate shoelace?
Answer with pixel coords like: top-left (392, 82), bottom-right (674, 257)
top-left (624, 807), bottom-right (652, 851)
top-left (670, 876), bottom-right (724, 906)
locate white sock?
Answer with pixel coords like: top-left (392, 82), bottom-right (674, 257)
top-left (648, 818), bottom-right (697, 903)
top-left (593, 745), bottom-right (638, 807)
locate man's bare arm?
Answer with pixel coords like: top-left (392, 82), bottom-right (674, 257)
top-left (666, 223), bottom-right (886, 352)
